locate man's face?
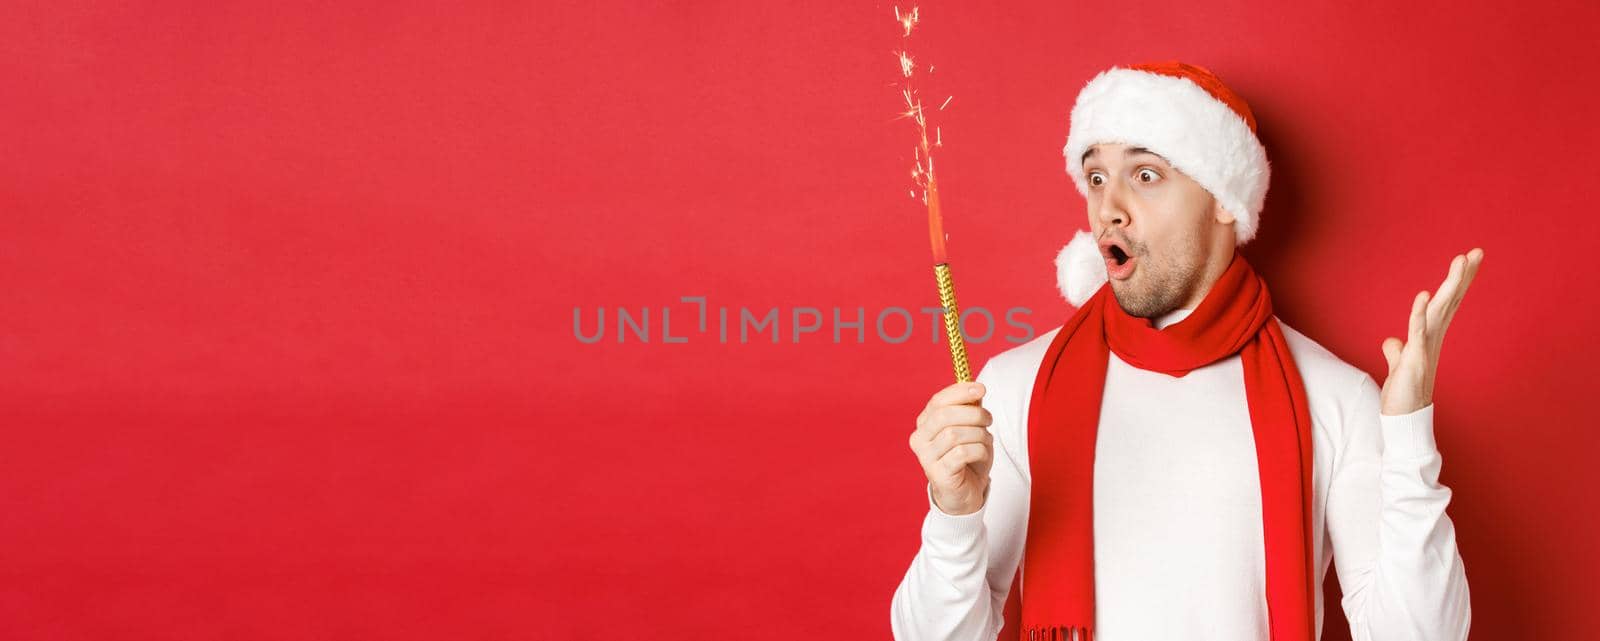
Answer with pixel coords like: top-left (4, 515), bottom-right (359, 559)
top-left (1080, 143), bottom-right (1233, 318)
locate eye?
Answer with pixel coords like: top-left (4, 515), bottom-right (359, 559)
top-left (1136, 168), bottom-right (1161, 183)
top-left (1087, 172), bottom-right (1105, 187)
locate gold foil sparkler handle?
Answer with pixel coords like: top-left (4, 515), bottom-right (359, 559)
top-left (933, 262), bottom-right (972, 383)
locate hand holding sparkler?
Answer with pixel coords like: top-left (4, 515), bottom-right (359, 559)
top-left (911, 380), bottom-right (993, 515)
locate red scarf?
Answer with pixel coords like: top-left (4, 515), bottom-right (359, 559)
top-left (1011, 249), bottom-right (1316, 641)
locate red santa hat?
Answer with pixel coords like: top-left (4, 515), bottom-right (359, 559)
top-left (1056, 60), bottom-right (1270, 306)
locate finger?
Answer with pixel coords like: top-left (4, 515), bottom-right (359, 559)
top-left (1462, 248), bottom-right (1484, 293)
top-left (1427, 254), bottom-right (1466, 327)
top-left (1408, 290), bottom-right (1430, 344)
top-left (1447, 248), bottom-right (1485, 319)
top-left (925, 381), bottom-right (986, 413)
top-left (930, 403), bottom-right (992, 429)
top-left (936, 442), bottom-right (990, 475)
top-left (1382, 337), bottom-right (1404, 374)
top-left (926, 426), bottom-right (993, 461)
top-left (917, 381), bottom-right (984, 434)
top-left (1465, 247), bottom-right (1484, 279)
top-left (1439, 247), bottom-right (1487, 331)
top-left (916, 404), bottom-right (993, 443)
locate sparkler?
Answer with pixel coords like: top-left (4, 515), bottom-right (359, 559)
top-left (894, 5), bottom-right (971, 383)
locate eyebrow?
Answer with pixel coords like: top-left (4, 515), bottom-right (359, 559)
top-left (1081, 146), bottom-right (1166, 165)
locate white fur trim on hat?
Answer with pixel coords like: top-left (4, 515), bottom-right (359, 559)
top-left (1055, 228), bottom-right (1106, 307)
top-left (1062, 67), bottom-right (1270, 245)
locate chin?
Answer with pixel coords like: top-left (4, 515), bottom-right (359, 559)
top-left (1108, 284), bottom-right (1142, 316)
top-left (1111, 284), bottom-right (1169, 319)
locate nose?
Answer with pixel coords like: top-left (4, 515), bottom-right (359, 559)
top-left (1094, 175), bottom-right (1132, 231)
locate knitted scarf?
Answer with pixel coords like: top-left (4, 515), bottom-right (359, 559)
top-left (1013, 249), bottom-right (1316, 641)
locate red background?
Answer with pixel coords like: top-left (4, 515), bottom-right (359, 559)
top-left (3, 1), bottom-right (1597, 638)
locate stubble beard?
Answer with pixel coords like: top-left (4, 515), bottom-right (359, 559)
top-left (1109, 240), bottom-right (1202, 319)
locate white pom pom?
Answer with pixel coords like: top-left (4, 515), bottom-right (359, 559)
top-left (1054, 229), bottom-right (1107, 307)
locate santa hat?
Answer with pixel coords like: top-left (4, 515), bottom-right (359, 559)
top-left (1055, 60), bottom-right (1270, 306)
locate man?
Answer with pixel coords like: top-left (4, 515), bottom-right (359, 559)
top-left (890, 61), bottom-right (1479, 641)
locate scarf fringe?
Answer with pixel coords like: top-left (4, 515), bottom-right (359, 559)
top-left (1024, 624), bottom-right (1093, 641)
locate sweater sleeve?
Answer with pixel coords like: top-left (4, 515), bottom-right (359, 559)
top-left (890, 362), bottom-right (1031, 641)
top-left (1325, 373), bottom-right (1471, 641)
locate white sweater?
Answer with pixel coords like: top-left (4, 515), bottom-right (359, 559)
top-left (891, 307), bottom-right (1470, 641)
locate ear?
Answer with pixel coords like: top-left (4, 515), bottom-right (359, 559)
top-left (1213, 198), bottom-right (1236, 225)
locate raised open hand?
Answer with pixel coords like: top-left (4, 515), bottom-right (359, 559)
top-left (1379, 248), bottom-right (1485, 416)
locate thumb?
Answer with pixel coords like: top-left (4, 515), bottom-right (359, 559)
top-left (1382, 337), bottom-right (1404, 375)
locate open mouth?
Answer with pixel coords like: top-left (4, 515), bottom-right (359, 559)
top-left (1108, 244), bottom-right (1129, 265)
top-left (1100, 237), bottom-right (1137, 279)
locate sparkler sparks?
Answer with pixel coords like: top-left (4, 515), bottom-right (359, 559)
top-left (895, 5), bottom-right (917, 36)
top-left (893, 4), bottom-right (953, 261)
